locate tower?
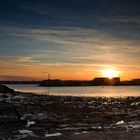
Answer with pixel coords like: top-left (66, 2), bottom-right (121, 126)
top-left (48, 73), bottom-right (50, 80)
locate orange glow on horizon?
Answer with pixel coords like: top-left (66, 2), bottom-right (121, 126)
top-left (0, 62), bottom-right (140, 81)
top-left (101, 69), bottom-right (120, 79)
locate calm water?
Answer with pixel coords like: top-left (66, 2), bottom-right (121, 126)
top-left (6, 84), bottom-right (140, 97)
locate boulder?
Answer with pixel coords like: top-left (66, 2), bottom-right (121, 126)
top-left (0, 84), bottom-right (15, 93)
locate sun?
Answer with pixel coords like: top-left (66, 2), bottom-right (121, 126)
top-left (101, 69), bottom-right (119, 79)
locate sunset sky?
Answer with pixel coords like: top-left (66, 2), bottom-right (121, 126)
top-left (0, 0), bottom-right (140, 81)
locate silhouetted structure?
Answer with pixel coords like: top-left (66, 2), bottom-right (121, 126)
top-left (121, 78), bottom-right (140, 85)
top-left (39, 77), bottom-right (120, 87)
top-left (39, 79), bottom-right (92, 87)
top-left (132, 79), bottom-right (140, 85)
top-left (1, 77), bottom-right (140, 86)
top-left (93, 77), bottom-right (120, 86)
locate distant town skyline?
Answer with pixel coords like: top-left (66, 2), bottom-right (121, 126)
top-left (0, 0), bottom-right (140, 81)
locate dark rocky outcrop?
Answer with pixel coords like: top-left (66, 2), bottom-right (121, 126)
top-left (0, 86), bottom-right (140, 139)
top-left (0, 84), bottom-right (15, 93)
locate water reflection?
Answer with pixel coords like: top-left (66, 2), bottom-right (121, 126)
top-left (7, 84), bottom-right (140, 97)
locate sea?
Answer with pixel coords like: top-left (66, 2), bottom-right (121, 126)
top-left (6, 84), bottom-right (140, 97)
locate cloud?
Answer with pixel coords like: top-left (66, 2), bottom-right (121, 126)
top-left (0, 0), bottom-right (140, 43)
top-left (101, 16), bottom-right (140, 24)
top-left (0, 0), bottom-right (140, 80)
top-left (0, 25), bottom-right (140, 68)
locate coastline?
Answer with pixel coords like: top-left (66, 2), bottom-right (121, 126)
top-left (0, 85), bottom-right (140, 140)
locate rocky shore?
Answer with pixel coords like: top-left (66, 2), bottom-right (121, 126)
top-left (0, 85), bottom-right (140, 140)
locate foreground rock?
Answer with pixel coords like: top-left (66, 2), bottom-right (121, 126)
top-left (0, 85), bottom-right (140, 140)
top-left (15, 131), bottom-right (140, 140)
top-left (0, 84), bottom-right (15, 93)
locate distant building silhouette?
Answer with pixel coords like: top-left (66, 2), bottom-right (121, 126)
top-left (39, 79), bottom-right (92, 87)
top-left (93, 77), bottom-right (120, 86)
top-left (121, 78), bottom-right (140, 85)
top-left (132, 79), bottom-right (140, 85)
top-left (3, 77), bottom-right (140, 86)
top-left (39, 77), bottom-right (120, 87)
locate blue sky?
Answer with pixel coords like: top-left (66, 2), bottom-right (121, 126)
top-left (0, 0), bottom-right (140, 80)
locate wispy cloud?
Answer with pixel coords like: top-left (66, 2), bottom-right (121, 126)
top-left (0, 25), bottom-right (140, 80)
top-left (0, 0), bottom-right (140, 80)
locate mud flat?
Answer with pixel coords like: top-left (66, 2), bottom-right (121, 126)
top-left (0, 85), bottom-right (140, 140)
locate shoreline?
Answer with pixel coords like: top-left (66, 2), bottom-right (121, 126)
top-left (0, 85), bottom-right (140, 140)
top-left (5, 84), bottom-right (140, 98)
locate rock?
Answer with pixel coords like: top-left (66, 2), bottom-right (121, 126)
top-left (45, 132), bottom-right (62, 137)
top-left (116, 120), bottom-right (125, 125)
top-left (0, 84), bottom-right (15, 94)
